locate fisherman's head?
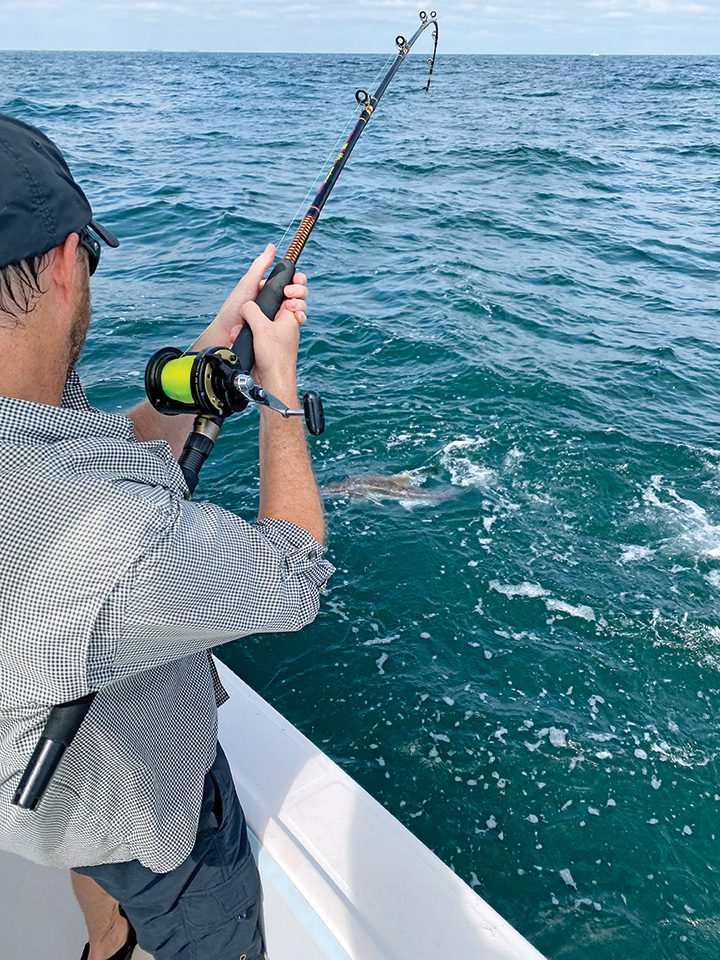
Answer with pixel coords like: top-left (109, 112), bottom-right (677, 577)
top-left (0, 113), bottom-right (118, 377)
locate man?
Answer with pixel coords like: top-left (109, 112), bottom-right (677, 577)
top-left (0, 112), bottom-right (334, 960)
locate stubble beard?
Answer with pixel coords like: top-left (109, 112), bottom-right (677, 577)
top-left (67, 275), bottom-right (91, 376)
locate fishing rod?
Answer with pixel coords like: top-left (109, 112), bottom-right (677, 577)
top-left (144, 10), bottom-right (439, 493)
top-left (13, 10), bottom-right (439, 811)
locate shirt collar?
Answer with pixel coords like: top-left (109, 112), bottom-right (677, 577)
top-left (0, 368), bottom-right (135, 445)
top-left (61, 369), bottom-right (94, 412)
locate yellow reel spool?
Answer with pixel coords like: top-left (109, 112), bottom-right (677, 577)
top-left (159, 354), bottom-right (196, 406)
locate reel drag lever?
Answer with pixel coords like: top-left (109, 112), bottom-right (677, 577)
top-left (233, 373), bottom-right (325, 436)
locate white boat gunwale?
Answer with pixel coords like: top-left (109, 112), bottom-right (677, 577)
top-left (0, 657), bottom-right (546, 960)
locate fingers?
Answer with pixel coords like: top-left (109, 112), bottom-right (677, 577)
top-left (287, 273), bottom-right (308, 323)
top-left (275, 304), bottom-right (306, 326)
top-left (283, 282), bottom-right (308, 301)
top-left (228, 305), bottom-right (303, 345)
top-left (244, 243), bottom-right (276, 285)
top-left (282, 297), bottom-right (307, 313)
top-left (244, 295), bottom-right (307, 328)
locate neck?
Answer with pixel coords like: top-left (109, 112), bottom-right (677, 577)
top-left (0, 306), bottom-right (70, 407)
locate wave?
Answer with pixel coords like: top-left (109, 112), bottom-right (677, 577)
top-left (0, 96), bottom-right (109, 120)
top-left (642, 475), bottom-right (720, 559)
top-left (645, 79), bottom-right (720, 91)
top-left (486, 144), bottom-right (622, 175)
top-left (489, 580), bottom-right (597, 622)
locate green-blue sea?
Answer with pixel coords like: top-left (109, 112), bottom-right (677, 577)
top-left (2, 50), bottom-right (719, 959)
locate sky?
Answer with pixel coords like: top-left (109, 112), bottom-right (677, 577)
top-left (0, 0), bottom-right (718, 54)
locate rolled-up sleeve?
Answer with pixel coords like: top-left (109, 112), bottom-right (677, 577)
top-left (104, 497), bottom-right (334, 678)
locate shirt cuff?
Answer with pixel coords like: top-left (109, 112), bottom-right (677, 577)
top-left (254, 517), bottom-right (335, 587)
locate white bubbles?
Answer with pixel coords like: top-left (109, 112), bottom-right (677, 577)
top-left (619, 544), bottom-right (655, 563)
top-left (490, 580), bottom-right (548, 599)
top-left (438, 436), bottom-right (496, 489)
top-left (548, 727), bottom-right (568, 749)
top-left (545, 598), bottom-right (596, 622)
top-left (489, 580), bottom-right (597, 621)
top-left (642, 474), bottom-right (720, 559)
top-left (524, 726), bottom-right (569, 752)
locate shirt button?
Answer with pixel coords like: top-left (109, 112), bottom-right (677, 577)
top-left (308, 547), bottom-right (318, 560)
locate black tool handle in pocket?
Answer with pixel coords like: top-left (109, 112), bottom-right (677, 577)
top-left (232, 258), bottom-right (296, 373)
top-left (13, 692), bottom-right (96, 810)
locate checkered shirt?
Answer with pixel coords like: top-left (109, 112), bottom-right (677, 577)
top-left (0, 371), bottom-right (334, 872)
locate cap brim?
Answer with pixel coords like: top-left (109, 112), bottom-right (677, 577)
top-left (89, 217), bottom-right (120, 249)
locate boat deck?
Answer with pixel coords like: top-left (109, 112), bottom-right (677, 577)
top-left (0, 660), bottom-right (545, 960)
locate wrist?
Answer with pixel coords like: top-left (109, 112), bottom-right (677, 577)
top-left (191, 319), bottom-right (224, 352)
top-left (256, 371), bottom-right (298, 409)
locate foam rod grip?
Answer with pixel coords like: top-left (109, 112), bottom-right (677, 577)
top-left (232, 258), bottom-right (296, 373)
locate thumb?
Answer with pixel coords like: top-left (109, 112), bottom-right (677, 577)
top-left (246, 243), bottom-right (276, 285)
top-left (241, 300), bottom-right (272, 330)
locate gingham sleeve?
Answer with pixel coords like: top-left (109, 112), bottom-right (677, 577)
top-left (104, 498), bottom-right (335, 678)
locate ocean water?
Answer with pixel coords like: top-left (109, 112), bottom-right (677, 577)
top-left (2, 50), bottom-right (719, 959)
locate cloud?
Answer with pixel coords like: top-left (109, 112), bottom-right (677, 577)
top-left (10, 0), bottom-right (717, 18)
top-left (0, 0), bottom-right (718, 51)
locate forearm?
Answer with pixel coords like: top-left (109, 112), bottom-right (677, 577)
top-left (257, 377), bottom-right (325, 545)
top-left (127, 402), bottom-right (193, 459)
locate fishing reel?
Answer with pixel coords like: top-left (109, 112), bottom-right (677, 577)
top-left (145, 346), bottom-right (325, 435)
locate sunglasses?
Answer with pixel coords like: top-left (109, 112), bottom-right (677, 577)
top-left (78, 226), bottom-right (101, 276)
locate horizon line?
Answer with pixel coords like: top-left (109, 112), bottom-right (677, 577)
top-left (1, 48), bottom-right (718, 56)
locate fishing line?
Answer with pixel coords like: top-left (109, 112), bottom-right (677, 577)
top-left (275, 49), bottom-right (397, 253)
top-left (274, 105), bottom-right (358, 252)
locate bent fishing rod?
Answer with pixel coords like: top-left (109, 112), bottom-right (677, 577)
top-left (14, 10), bottom-right (439, 811)
top-left (145, 8), bottom-right (439, 493)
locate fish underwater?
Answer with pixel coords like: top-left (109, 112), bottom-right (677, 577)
top-left (322, 473), bottom-right (457, 506)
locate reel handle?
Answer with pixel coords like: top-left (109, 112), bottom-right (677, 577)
top-left (303, 391), bottom-right (325, 436)
top-left (233, 257), bottom-right (297, 373)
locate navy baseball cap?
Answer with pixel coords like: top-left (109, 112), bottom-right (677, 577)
top-left (0, 113), bottom-right (119, 270)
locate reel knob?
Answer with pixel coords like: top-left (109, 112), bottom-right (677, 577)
top-left (303, 391), bottom-right (325, 436)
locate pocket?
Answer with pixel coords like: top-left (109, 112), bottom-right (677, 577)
top-left (180, 851), bottom-right (263, 960)
top-left (209, 769), bottom-right (224, 830)
top-left (181, 864), bottom-right (256, 929)
top-left (196, 766), bottom-right (225, 836)
top-left (184, 899), bottom-right (263, 960)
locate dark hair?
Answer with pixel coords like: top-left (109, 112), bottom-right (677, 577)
top-left (0, 254), bottom-right (49, 324)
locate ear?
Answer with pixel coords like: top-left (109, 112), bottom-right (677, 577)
top-left (48, 233), bottom-right (81, 305)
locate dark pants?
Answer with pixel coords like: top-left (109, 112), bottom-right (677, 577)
top-left (75, 744), bottom-right (264, 960)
